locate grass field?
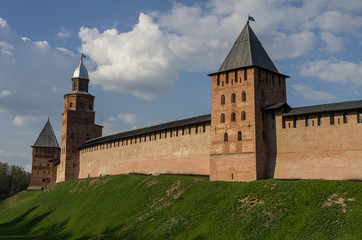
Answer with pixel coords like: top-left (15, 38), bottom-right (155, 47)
top-left (0, 174), bottom-right (360, 239)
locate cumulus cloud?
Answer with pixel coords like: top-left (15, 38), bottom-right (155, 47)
top-left (77, 0), bottom-right (362, 100)
top-left (12, 115), bottom-right (46, 127)
top-left (300, 59), bottom-right (362, 85)
top-left (118, 114), bottom-right (138, 124)
top-left (292, 84), bottom-right (336, 101)
top-left (79, 14), bottom-right (177, 100)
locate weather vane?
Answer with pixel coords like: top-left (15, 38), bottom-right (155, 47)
top-left (81, 53), bottom-right (86, 63)
top-left (247, 15), bottom-right (255, 24)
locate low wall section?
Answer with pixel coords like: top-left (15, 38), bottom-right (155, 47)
top-left (273, 110), bottom-right (362, 180)
top-left (79, 123), bottom-right (211, 178)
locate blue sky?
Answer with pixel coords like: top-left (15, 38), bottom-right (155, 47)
top-left (0, 0), bottom-right (361, 171)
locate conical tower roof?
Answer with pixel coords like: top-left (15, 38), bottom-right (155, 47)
top-left (32, 120), bottom-right (60, 148)
top-left (215, 23), bottom-right (279, 74)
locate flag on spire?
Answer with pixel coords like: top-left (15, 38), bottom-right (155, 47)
top-left (247, 15), bottom-right (255, 23)
top-left (81, 53), bottom-right (86, 63)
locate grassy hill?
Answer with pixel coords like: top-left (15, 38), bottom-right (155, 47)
top-left (0, 174), bottom-right (360, 240)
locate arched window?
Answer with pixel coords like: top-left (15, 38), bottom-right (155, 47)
top-left (221, 95), bottom-right (225, 105)
top-left (241, 111), bottom-right (246, 120)
top-left (238, 131), bottom-right (242, 141)
top-left (231, 112), bottom-right (236, 122)
top-left (89, 104), bottom-right (92, 110)
top-left (231, 93), bottom-right (236, 103)
top-left (220, 113), bottom-right (225, 123)
top-left (224, 132), bottom-right (228, 142)
top-left (262, 91), bottom-right (266, 102)
top-left (70, 102), bottom-right (73, 108)
top-left (242, 91), bottom-right (246, 102)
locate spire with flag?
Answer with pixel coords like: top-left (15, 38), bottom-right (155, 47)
top-left (247, 15), bottom-right (255, 24)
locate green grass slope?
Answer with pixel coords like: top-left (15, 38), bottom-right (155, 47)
top-left (0, 174), bottom-right (360, 240)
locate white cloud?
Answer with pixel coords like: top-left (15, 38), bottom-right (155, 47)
top-left (21, 36), bottom-right (30, 41)
top-left (24, 164), bottom-right (32, 172)
top-left (0, 149), bottom-right (27, 159)
top-left (108, 116), bottom-right (117, 122)
top-left (327, 0), bottom-right (362, 11)
top-left (12, 115), bottom-right (46, 127)
top-left (77, 0), bottom-right (362, 100)
top-left (0, 17), bottom-right (8, 28)
top-left (0, 41), bottom-right (14, 56)
top-left (268, 31), bottom-right (316, 60)
top-left (57, 27), bottom-right (71, 40)
top-left (320, 32), bottom-right (343, 52)
top-left (314, 10), bottom-right (362, 35)
top-left (118, 114), bottom-right (138, 124)
top-left (34, 40), bottom-right (49, 49)
top-left (79, 13), bottom-right (177, 100)
top-left (101, 121), bottom-right (118, 136)
top-left (300, 59), bottom-right (362, 85)
top-left (292, 84), bottom-right (336, 101)
top-left (0, 17), bottom-right (78, 116)
top-left (0, 90), bottom-right (15, 98)
top-left (56, 47), bottom-right (75, 56)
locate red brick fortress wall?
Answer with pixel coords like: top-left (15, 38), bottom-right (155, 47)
top-left (273, 110), bottom-right (362, 180)
top-left (78, 123), bottom-right (211, 178)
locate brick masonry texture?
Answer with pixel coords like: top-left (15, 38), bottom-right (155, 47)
top-left (79, 124), bottom-right (211, 178)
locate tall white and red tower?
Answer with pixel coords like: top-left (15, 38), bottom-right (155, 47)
top-left (57, 55), bottom-right (103, 182)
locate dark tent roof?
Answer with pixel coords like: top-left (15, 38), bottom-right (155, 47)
top-left (210, 23), bottom-right (279, 75)
top-left (32, 120), bottom-right (60, 148)
top-left (281, 100), bottom-right (362, 116)
top-left (80, 114), bottom-right (211, 148)
top-left (263, 102), bottom-right (290, 110)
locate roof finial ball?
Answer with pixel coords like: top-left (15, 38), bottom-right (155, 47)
top-left (247, 15), bottom-right (255, 24)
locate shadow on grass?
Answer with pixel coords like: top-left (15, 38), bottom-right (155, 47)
top-left (0, 206), bottom-right (71, 239)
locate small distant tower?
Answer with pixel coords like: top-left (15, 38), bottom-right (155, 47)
top-left (209, 21), bottom-right (288, 181)
top-left (28, 119), bottom-right (60, 190)
top-left (57, 54), bottom-right (103, 182)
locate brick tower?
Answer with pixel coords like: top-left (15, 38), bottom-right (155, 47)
top-left (209, 22), bottom-right (288, 181)
top-left (57, 55), bottom-right (103, 182)
top-left (28, 119), bottom-right (60, 190)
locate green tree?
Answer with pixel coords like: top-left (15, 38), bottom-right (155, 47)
top-left (0, 162), bottom-right (30, 197)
